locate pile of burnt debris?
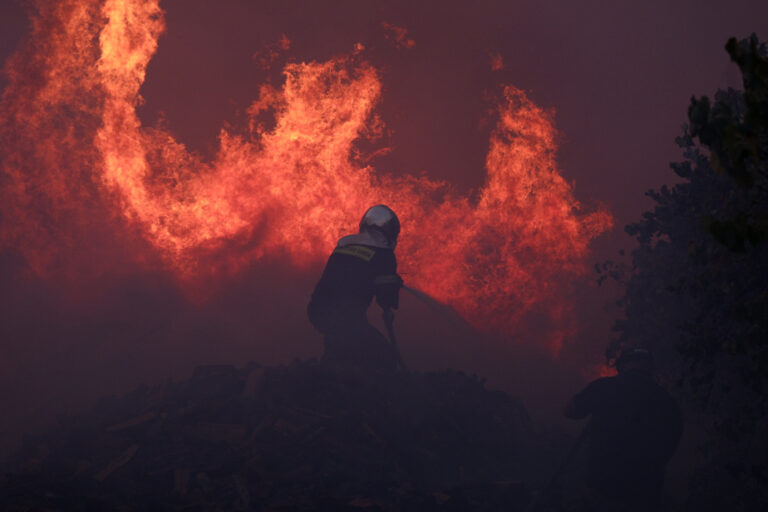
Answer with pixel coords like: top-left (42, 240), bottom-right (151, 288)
top-left (1, 361), bottom-right (567, 511)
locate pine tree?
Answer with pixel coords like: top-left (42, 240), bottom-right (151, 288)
top-left (605, 35), bottom-right (768, 510)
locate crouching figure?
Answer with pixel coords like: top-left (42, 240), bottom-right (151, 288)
top-left (308, 205), bottom-right (404, 372)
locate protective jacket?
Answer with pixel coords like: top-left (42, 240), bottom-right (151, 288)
top-left (307, 230), bottom-right (402, 368)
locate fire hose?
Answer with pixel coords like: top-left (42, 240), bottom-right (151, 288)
top-left (403, 285), bottom-right (477, 334)
top-left (382, 285), bottom-right (477, 374)
top-left (382, 308), bottom-right (408, 374)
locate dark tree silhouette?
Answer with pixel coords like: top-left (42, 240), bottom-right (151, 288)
top-left (605, 35), bottom-right (767, 510)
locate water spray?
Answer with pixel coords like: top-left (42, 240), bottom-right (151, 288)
top-left (403, 285), bottom-right (478, 334)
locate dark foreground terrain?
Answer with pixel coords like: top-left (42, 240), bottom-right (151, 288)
top-left (0, 361), bottom-right (570, 511)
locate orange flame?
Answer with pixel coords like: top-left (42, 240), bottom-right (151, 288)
top-left (0, 0), bottom-right (612, 348)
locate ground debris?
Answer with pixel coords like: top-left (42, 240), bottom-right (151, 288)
top-left (0, 360), bottom-right (552, 511)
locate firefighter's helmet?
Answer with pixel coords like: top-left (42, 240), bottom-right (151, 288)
top-left (360, 205), bottom-right (400, 248)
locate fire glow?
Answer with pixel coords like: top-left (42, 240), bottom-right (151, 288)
top-left (0, 0), bottom-right (612, 350)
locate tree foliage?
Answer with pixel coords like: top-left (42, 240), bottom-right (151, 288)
top-left (606, 35), bottom-right (768, 510)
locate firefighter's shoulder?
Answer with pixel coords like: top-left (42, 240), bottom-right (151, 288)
top-left (332, 244), bottom-right (377, 262)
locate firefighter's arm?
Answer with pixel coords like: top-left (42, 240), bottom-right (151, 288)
top-left (382, 307), bottom-right (395, 327)
top-left (374, 273), bottom-right (403, 310)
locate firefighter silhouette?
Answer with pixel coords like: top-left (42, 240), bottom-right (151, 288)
top-left (565, 348), bottom-right (683, 511)
top-left (308, 205), bottom-right (404, 371)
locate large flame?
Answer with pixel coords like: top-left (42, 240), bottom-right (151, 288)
top-left (0, 0), bottom-right (612, 349)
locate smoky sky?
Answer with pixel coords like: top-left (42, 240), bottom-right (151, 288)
top-left (1, 1), bottom-right (765, 221)
top-left (0, 0), bottom-right (766, 458)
